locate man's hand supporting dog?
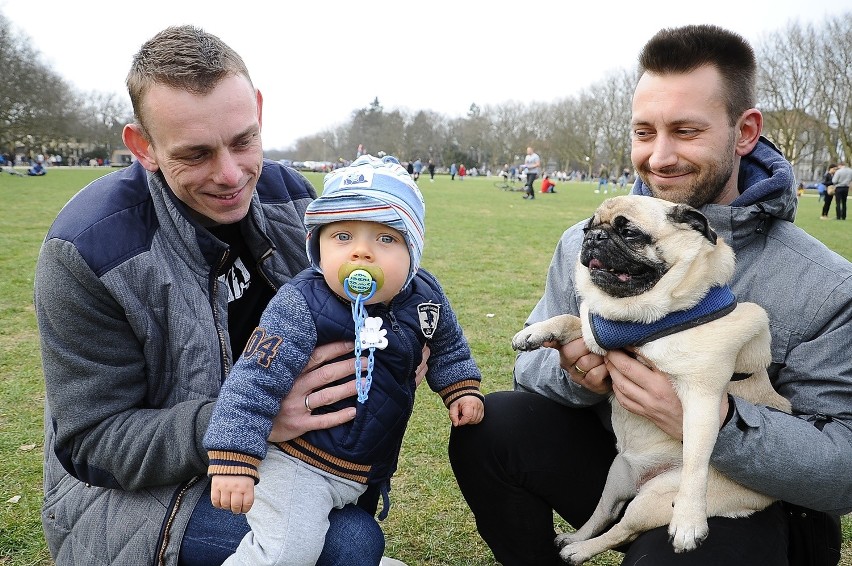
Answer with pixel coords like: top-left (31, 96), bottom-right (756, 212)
top-left (551, 337), bottom-right (732, 441)
top-left (606, 350), bottom-right (730, 442)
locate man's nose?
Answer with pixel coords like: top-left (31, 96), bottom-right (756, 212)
top-left (212, 151), bottom-right (242, 187)
top-left (646, 136), bottom-right (678, 171)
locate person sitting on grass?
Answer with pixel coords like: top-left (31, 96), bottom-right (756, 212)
top-left (27, 161), bottom-right (46, 176)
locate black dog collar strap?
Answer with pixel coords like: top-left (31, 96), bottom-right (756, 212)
top-left (589, 286), bottom-right (738, 350)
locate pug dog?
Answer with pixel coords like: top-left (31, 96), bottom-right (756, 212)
top-left (512, 195), bottom-right (791, 565)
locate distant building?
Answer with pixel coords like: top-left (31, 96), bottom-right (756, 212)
top-left (111, 149), bottom-right (134, 167)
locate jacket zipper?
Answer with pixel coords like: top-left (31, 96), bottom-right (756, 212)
top-left (153, 247), bottom-right (236, 563)
top-left (212, 249), bottom-right (232, 376)
top-left (255, 246), bottom-right (278, 292)
top-left (154, 248), bottom-right (231, 564)
top-left (155, 475), bottom-right (201, 566)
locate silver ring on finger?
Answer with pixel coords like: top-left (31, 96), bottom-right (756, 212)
top-left (305, 394), bottom-right (313, 412)
top-left (573, 363), bottom-right (588, 376)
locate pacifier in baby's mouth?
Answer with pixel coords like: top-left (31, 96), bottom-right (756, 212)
top-left (338, 263), bottom-right (385, 301)
top-left (338, 263), bottom-right (388, 405)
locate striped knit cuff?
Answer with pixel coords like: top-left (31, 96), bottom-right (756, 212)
top-left (438, 379), bottom-right (484, 408)
top-left (277, 438), bottom-right (372, 484)
top-left (207, 451), bottom-right (261, 483)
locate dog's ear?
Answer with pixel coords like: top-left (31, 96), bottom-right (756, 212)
top-left (668, 205), bottom-right (718, 244)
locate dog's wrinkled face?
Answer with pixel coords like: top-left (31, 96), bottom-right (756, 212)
top-left (578, 196), bottom-right (724, 305)
top-left (580, 213), bottom-right (665, 298)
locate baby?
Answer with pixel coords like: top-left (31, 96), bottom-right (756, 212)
top-left (204, 154), bottom-right (485, 565)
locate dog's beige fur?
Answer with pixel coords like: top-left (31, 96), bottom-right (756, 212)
top-left (512, 196), bottom-right (791, 564)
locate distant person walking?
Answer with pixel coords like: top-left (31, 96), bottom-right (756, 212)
top-left (450, 163), bottom-right (457, 180)
top-left (522, 147), bottom-right (541, 200)
top-left (821, 164), bottom-right (838, 219)
top-left (619, 167), bottom-right (630, 190)
top-left (595, 164), bottom-right (609, 194)
top-left (459, 163), bottom-right (466, 180)
top-left (832, 162), bottom-right (851, 220)
top-left (427, 159), bottom-right (436, 182)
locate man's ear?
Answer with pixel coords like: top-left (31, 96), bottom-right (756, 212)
top-left (123, 124), bottom-right (159, 172)
top-left (256, 89), bottom-right (263, 129)
top-left (735, 108), bottom-right (763, 157)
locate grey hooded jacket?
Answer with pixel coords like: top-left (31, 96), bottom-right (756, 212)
top-left (515, 138), bottom-right (852, 514)
top-left (35, 160), bottom-right (316, 565)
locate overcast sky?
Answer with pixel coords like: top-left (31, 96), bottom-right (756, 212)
top-left (1, 0), bottom-right (845, 150)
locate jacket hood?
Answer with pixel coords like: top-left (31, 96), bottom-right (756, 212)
top-left (632, 137), bottom-right (798, 250)
top-left (731, 136), bottom-right (797, 214)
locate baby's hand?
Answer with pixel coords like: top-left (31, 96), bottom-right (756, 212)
top-left (449, 396), bottom-right (485, 427)
top-left (211, 474), bottom-right (256, 514)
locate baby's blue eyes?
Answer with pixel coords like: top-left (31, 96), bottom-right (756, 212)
top-left (331, 233), bottom-right (397, 244)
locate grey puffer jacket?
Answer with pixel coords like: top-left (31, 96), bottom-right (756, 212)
top-left (34, 160), bottom-right (316, 565)
top-left (515, 138), bottom-right (852, 514)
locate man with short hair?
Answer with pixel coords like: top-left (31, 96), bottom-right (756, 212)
top-left (523, 146), bottom-right (541, 199)
top-left (832, 161), bottom-right (851, 220)
top-left (450, 24), bottom-right (852, 566)
top-left (35, 25), bottom-right (406, 566)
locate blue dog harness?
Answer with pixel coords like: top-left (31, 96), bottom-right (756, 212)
top-left (589, 285), bottom-right (737, 350)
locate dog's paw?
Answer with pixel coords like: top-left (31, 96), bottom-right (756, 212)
top-left (554, 532), bottom-right (581, 550)
top-left (668, 519), bottom-right (709, 553)
top-left (558, 541), bottom-right (595, 565)
top-left (511, 326), bottom-right (552, 351)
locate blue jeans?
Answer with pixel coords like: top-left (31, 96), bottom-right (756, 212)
top-left (178, 482), bottom-right (385, 566)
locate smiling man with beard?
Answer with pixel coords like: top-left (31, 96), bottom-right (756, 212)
top-left (450, 24), bottom-right (852, 566)
top-left (631, 64), bottom-right (744, 210)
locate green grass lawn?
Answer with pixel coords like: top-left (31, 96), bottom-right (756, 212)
top-left (1, 168), bottom-right (849, 565)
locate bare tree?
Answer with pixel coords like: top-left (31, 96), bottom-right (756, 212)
top-left (757, 21), bottom-right (821, 170)
top-left (756, 13), bottom-right (851, 178)
top-left (403, 110), bottom-right (446, 164)
top-left (483, 101), bottom-right (530, 168)
top-left (454, 103), bottom-right (494, 170)
top-left (345, 97), bottom-right (384, 158)
top-left (0, 13), bottom-right (76, 155)
top-left (5, 6), bottom-right (851, 177)
top-left (594, 70), bottom-right (635, 178)
top-left (293, 131), bottom-right (336, 164)
top-left (73, 91), bottom-right (133, 155)
top-left (820, 15), bottom-right (852, 161)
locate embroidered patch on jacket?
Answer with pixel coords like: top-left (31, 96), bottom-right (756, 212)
top-left (417, 303), bottom-right (441, 338)
top-left (242, 328), bottom-right (283, 367)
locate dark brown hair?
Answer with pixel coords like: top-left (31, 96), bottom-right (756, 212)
top-left (638, 24), bottom-right (756, 126)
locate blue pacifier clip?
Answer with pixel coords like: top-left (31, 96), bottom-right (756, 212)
top-left (342, 269), bottom-right (383, 403)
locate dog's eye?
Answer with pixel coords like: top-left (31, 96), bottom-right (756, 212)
top-left (618, 226), bottom-right (653, 248)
